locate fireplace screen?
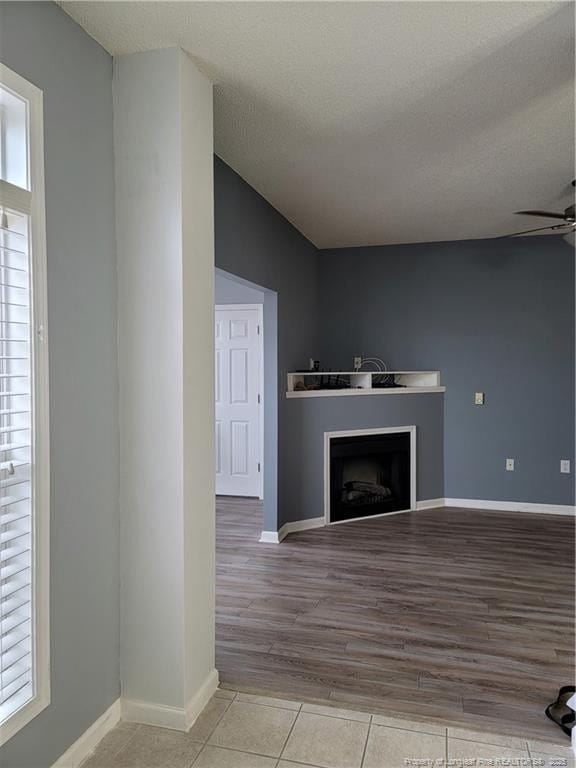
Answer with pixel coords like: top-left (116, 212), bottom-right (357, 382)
top-left (329, 431), bottom-right (411, 523)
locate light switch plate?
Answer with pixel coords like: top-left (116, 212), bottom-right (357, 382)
top-left (561, 460), bottom-right (571, 474)
top-left (506, 458), bottom-right (515, 471)
top-left (474, 392), bottom-right (485, 405)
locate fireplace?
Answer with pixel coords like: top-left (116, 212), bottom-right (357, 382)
top-left (325, 427), bottom-right (415, 524)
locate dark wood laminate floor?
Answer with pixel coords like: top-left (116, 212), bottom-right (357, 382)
top-left (216, 497), bottom-right (575, 741)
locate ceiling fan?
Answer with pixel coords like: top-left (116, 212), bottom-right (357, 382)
top-left (503, 180), bottom-right (576, 242)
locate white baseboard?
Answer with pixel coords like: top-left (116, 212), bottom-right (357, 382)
top-left (121, 697), bottom-right (188, 731)
top-left (415, 498), bottom-right (444, 510)
top-left (418, 497), bottom-right (575, 516)
top-left (259, 498), bottom-right (575, 543)
top-left (52, 699), bottom-right (121, 767)
top-left (260, 516), bottom-right (325, 543)
top-left (52, 670), bottom-right (219, 765)
top-left (280, 516), bottom-right (325, 540)
top-left (122, 668), bottom-right (219, 731)
top-left (444, 498), bottom-right (575, 516)
top-left (259, 530), bottom-right (281, 543)
top-left (185, 668), bottom-right (220, 729)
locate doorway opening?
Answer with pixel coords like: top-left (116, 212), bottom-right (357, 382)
top-left (214, 268), bottom-right (278, 538)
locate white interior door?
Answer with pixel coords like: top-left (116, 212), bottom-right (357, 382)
top-left (215, 305), bottom-right (263, 497)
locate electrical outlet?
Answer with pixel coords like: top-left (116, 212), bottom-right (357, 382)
top-left (474, 392), bottom-right (485, 405)
top-left (506, 458), bottom-right (515, 471)
top-left (353, 356), bottom-right (362, 370)
top-left (561, 460), bottom-right (571, 474)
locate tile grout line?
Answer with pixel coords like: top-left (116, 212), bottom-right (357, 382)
top-left (299, 707), bottom-right (374, 725)
top-left (372, 720), bottom-right (448, 738)
top-left (235, 697), bottom-right (303, 713)
top-left (192, 739), bottom-right (306, 763)
top-left (189, 741), bottom-right (209, 768)
top-left (360, 714), bottom-right (373, 768)
top-left (81, 726), bottom-right (141, 767)
top-left (278, 702), bottom-right (303, 762)
top-left (276, 756), bottom-right (326, 768)
top-left (189, 694), bottom-right (235, 765)
top-left (214, 689), bottom-right (239, 701)
top-left (448, 731), bottom-right (539, 751)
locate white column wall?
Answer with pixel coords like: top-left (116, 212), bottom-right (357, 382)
top-left (114, 47), bottom-right (216, 726)
top-left (180, 51), bottom-right (216, 710)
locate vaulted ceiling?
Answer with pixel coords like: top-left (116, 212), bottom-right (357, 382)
top-left (60, 1), bottom-right (575, 248)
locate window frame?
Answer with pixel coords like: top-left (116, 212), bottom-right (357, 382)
top-left (0, 63), bottom-right (50, 747)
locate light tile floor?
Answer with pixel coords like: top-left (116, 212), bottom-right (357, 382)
top-left (81, 690), bottom-right (574, 768)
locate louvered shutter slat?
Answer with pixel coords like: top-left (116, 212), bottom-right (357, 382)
top-left (1, 654), bottom-right (31, 689)
top-left (0, 529), bottom-right (29, 546)
top-left (1, 611), bottom-right (31, 639)
top-left (0, 510), bottom-right (30, 526)
top-left (0, 203), bottom-right (34, 723)
top-left (0, 572), bottom-right (30, 601)
top-left (0, 557), bottom-right (31, 584)
top-left (1, 593), bottom-right (30, 623)
top-left (1, 621), bottom-right (31, 657)
top-left (0, 459), bottom-right (28, 473)
top-left (1, 476), bottom-right (31, 489)
top-left (1, 545), bottom-right (31, 566)
top-left (1, 638), bottom-right (31, 677)
top-left (0, 496), bottom-right (31, 509)
top-left (0, 668), bottom-right (31, 704)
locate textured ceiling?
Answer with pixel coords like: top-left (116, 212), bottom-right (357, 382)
top-left (60, 1), bottom-right (575, 248)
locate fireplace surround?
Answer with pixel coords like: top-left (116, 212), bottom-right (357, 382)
top-left (324, 426), bottom-right (416, 524)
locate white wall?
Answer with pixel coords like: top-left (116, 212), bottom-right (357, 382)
top-left (114, 47), bottom-right (216, 725)
top-left (181, 51), bottom-right (216, 708)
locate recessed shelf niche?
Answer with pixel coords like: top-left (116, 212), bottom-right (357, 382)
top-left (286, 371), bottom-right (444, 398)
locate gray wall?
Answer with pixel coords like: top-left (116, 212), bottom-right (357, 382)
top-left (318, 236), bottom-right (575, 506)
top-left (214, 156), bottom-right (320, 529)
top-left (284, 394), bottom-right (444, 524)
top-left (0, 3), bottom-right (119, 766)
top-left (215, 270), bottom-right (264, 304)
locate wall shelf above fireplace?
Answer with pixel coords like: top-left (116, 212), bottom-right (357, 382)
top-left (286, 371), bottom-right (445, 398)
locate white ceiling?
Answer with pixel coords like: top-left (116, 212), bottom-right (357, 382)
top-left (60, 1), bottom-right (575, 248)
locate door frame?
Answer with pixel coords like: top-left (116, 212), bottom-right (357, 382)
top-left (215, 303), bottom-right (264, 499)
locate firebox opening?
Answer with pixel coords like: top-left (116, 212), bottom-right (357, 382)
top-left (329, 431), bottom-right (412, 523)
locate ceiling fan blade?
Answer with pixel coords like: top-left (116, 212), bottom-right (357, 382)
top-left (515, 210), bottom-right (567, 220)
top-left (497, 223), bottom-right (572, 239)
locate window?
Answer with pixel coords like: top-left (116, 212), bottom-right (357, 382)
top-left (0, 64), bottom-right (49, 746)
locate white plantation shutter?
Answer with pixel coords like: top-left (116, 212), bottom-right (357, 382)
top-left (0, 197), bottom-right (33, 722)
top-left (0, 66), bottom-right (49, 745)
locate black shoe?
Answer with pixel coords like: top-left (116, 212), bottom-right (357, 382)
top-left (545, 686), bottom-right (575, 738)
